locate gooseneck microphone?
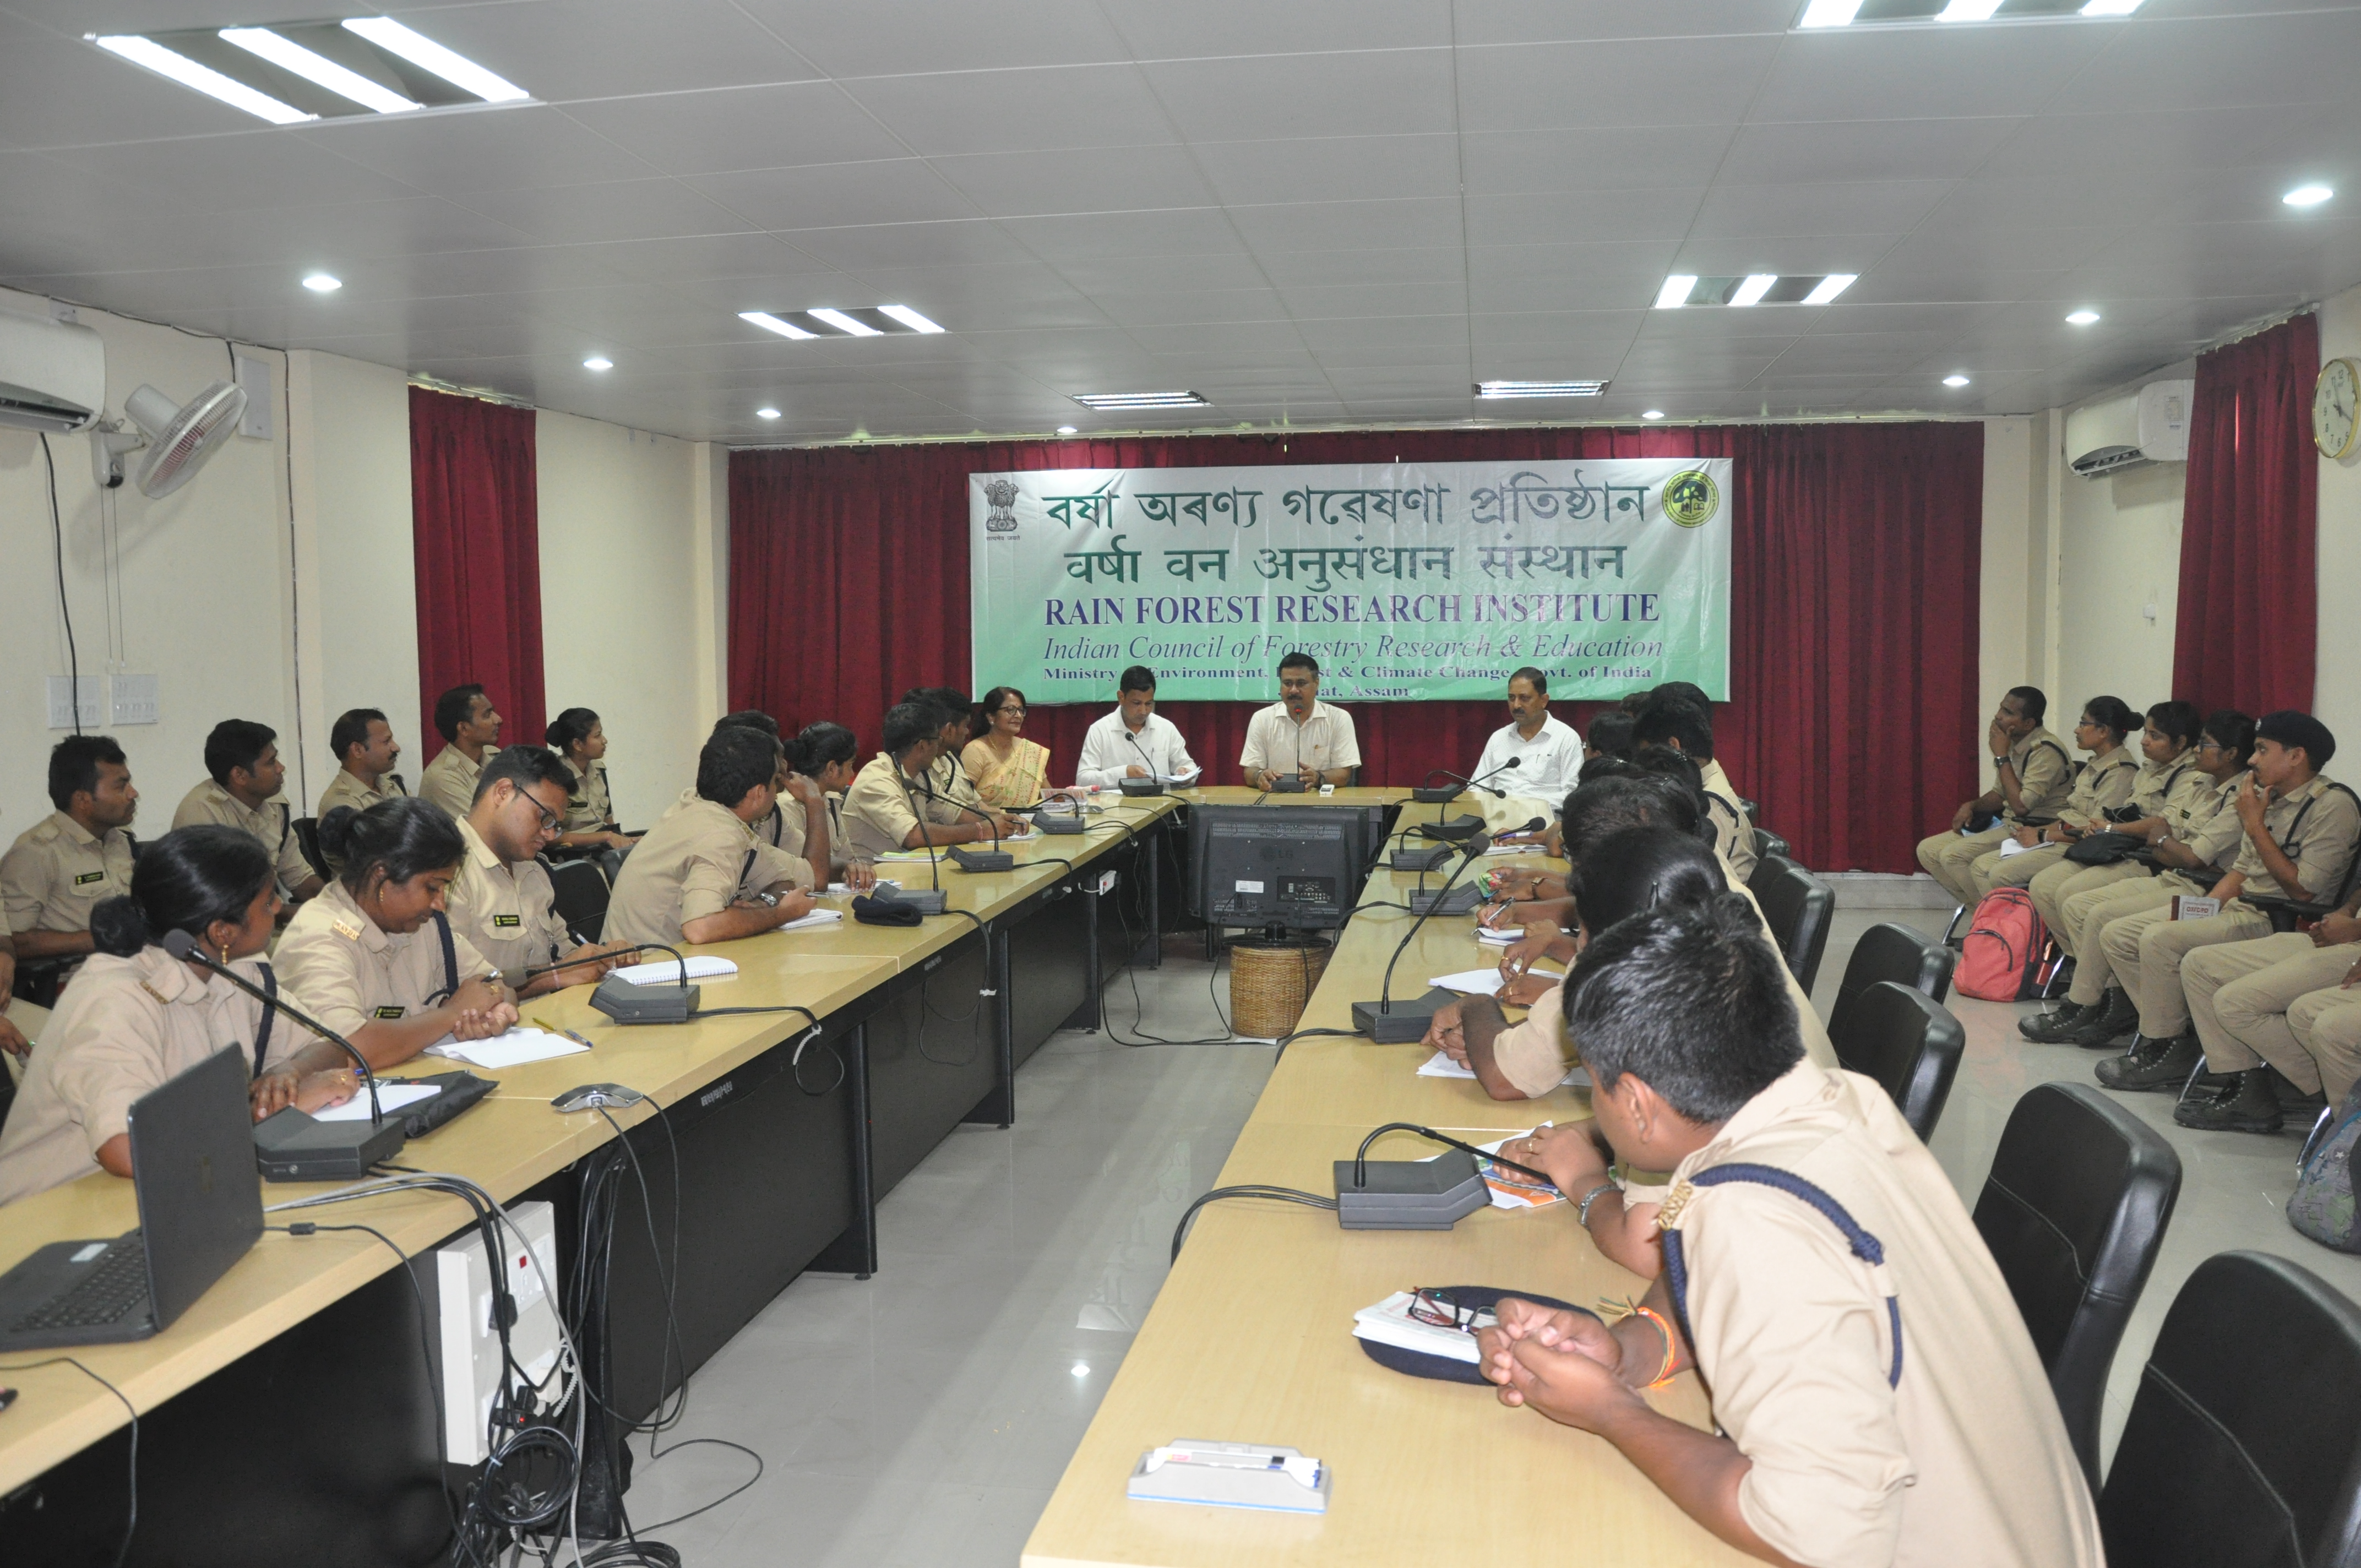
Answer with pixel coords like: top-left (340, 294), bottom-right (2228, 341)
top-left (1415, 755), bottom-right (1521, 803)
top-left (1351, 831), bottom-right (1492, 1043)
top-left (882, 764), bottom-right (951, 914)
top-left (929, 789), bottom-right (1018, 872)
top-left (161, 929), bottom-right (382, 1128)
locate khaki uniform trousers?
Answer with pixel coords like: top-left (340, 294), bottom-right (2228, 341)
top-left (2032, 857), bottom-right (2152, 958)
top-left (2061, 875), bottom-right (2174, 1005)
top-left (2098, 903), bottom-right (2272, 1039)
top-left (1918, 824), bottom-right (2010, 907)
top-left (1973, 839), bottom-right (2070, 899)
top-left (2289, 986), bottom-right (2361, 1103)
top-left (2183, 934), bottom-right (2358, 1088)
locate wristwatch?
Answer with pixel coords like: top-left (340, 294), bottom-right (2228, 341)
top-left (750, 890), bottom-right (779, 907)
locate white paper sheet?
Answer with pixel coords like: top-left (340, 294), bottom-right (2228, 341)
top-left (1417, 1050), bottom-right (1587, 1089)
top-left (612, 955), bottom-right (737, 985)
top-left (310, 1082), bottom-right (442, 1121)
top-left (777, 909), bottom-right (844, 933)
top-left (1427, 968), bottom-right (1506, 997)
top-left (426, 1029), bottom-right (591, 1069)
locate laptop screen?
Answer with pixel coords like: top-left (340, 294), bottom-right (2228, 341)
top-left (126, 1048), bottom-right (265, 1332)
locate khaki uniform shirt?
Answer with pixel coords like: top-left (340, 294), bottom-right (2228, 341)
top-left (1239, 700), bottom-right (1361, 778)
top-left (840, 754), bottom-right (964, 862)
top-left (1998, 725), bottom-right (2073, 824)
top-left (1696, 756), bottom-right (1758, 885)
top-left (559, 759), bottom-right (614, 834)
top-left (172, 779), bottom-right (316, 894)
top-left (315, 769), bottom-right (406, 875)
top-left (664, 785), bottom-right (787, 848)
top-left (0, 949), bottom-right (313, 1206)
top-left (2229, 771), bottom-right (2361, 902)
top-left (445, 819), bottom-right (568, 979)
top-left (604, 799), bottom-right (807, 951)
top-left (2129, 755), bottom-right (2197, 819)
top-left (2052, 744), bottom-right (2137, 832)
top-left (1661, 1059), bottom-right (2103, 1568)
top-left (275, 881), bottom-right (494, 1038)
top-left (776, 792), bottom-right (851, 877)
top-left (417, 745), bottom-right (483, 820)
top-left (1, 812), bottom-right (135, 937)
top-left (927, 752), bottom-right (987, 814)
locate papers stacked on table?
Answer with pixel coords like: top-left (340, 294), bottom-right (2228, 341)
top-left (1418, 1051), bottom-right (1588, 1093)
top-left (1427, 967), bottom-right (1506, 997)
top-left (427, 1028), bottom-right (591, 1069)
top-left (1351, 1291), bottom-right (1496, 1363)
top-left (311, 1081), bottom-right (442, 1121)
top-left (612, 955), bottom-right (737, 984)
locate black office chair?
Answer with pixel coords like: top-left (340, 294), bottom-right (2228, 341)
top-left (1753, 826), bottom-right (1792, 864)
top-left (11, 957), bottom-right (72, 1010)
top-left (546, 858), bottom-right (611, 944)
top-left (1826, 980), bottom-right (1964, 1140)
top-left (1834, 921), bottom-right (1955, 1011)
top-left (1749, 854), bottom-right (1834, 993)
top-left (1972, 1084), bottom-right (2180, 1490)
top-left (2099, 1250), bottom-right (2361, 1566)
top-left (292, 815), bottom-right (329, 883)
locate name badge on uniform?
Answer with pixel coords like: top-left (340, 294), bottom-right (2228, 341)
top-left (373, 1005), bottom-right (406, 1019)
top-left (74, 870), bottom-right (105, 885)
top-left (493, 914), bottom-right (521, 929)
top-left (331, 918), bottom-right (363, 941)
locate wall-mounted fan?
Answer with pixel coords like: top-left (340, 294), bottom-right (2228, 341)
top-left (90, 379), bottom-right (248, 498)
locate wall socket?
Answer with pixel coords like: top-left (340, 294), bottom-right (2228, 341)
top-left (110, 674), bottom-right (159, 725)
top-left (233, 354), bottom-right (272, 438)
top-left (45, 676), bottom-right (102, 730)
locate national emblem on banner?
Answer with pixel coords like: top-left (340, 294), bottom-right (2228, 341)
top-left (983, 477), bottom-right (1021, 532)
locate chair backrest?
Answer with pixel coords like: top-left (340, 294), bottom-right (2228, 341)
top-left (1836, 921), bottom-right (1956, 1011)
top-left (1826, 981), bottom-right (1964, 1140)
top-left (1972, 1083), bottom-right (2180, 1491)
top-left (546, 858), bottom-right (611, 944)
top-left (2100, 1250), bottom-right (2361, 1567)
top-left (1753, 826), bottom-right (1792, 864)
top-left (1748, 854), bottom-right (1835, 993)
top-left (292, 815), bottom-right (329, 883)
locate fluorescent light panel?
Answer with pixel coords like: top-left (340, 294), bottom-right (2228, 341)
top-left (1729, 274), bottom-right (1779, 307)
top-left (1936, 0), bottom-right (2005, 17)
top-left (1476, 380), bottom-right (1608, 399)
top-left (878, 305), bottom-right (945, 334)
top-left (341, 17), bottom-right (527, 101)
top-left (1798, 0), bottom-right (2142, 25)
top-left (808, 308), bottom-right (880, 337)
top-left (741, 311), bottom-right (818, 340)
top-left (2286, 184), bottom-right (2335, 208)
top-left (1799, 0), bottom-right (1864, 24)
top-left (219, 27), bottom-right (418, 113)
top-left (93, 35), bottom-right (314, 123)
top-left (1656, 275), bottom-right (1699, 309)
top-left (1072, 392), bottom-right (1207, 410)
top-left (1802, 273), bottom-right (1857, 304)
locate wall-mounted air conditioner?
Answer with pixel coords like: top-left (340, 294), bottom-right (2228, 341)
top-left (2068, 379), bottom-right (2194, 478)
top-left (0, 307), bottom-right (105, 434)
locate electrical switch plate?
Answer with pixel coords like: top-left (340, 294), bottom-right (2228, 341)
top-left (233, 355), bottom-right (272, 438)
top-left (110, 673), bottom-right (159, 725)
top-left (46, 676), bottom-right (101, 730)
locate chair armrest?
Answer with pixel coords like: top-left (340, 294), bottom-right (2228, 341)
top-left (2239, 895), bottom-right (2335, 934)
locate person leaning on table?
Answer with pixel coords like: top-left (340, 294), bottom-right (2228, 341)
top-left (1240, 650), bottom-right (1359, 790)
top-left (603, 725), bottom-right (818, 951)
top-left (1476, 896), bottom-right (2102, 1568)
top-left (0, 826), bottom-right (358, 1207)
top-left (275, 798), bottom-right (518, 1072)
top-left (1075, 665), bottom-right (1198, 788)
top-left (444, 745), bottom-right (627, 999)
top-left (1915, 685), bottom-right (2072, 908)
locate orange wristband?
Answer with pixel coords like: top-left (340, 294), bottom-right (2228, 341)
top-left (1632, 1305), bottom-right (1679, 1389)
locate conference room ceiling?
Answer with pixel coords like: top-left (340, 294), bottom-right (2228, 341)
top-left (2, 0), bottom-right (2355, 445)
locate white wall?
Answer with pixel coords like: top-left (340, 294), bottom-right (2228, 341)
top-left (2054, 393), bottom-right (2186, 714)
top-left (535, 411), bottom-right (710, 829)
top-left (2317, 281), bottom-right (2361, 753)
top-left (0, 288), bottom-right (303, 834)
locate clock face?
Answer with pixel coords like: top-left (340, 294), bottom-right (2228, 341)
top-left (2319, 358), bottom-right (2360, 460)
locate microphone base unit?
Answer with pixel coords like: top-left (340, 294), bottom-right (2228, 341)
top-left (1410, 786), bottom-right (1461, 804)
top-left (1037, 815), bottom-right (1086, 835)
top-left (1118, 777), bottom-right (1165, 797)
top-left (877, 888), bottom-right (949, 915)
top-left (1415, 815), bottom-right (1486, 842)
top-left (253, 1108), bottom-right (406, 1182)
top-left (1405, 886), bottom-right (1485, 917)
top-left (1349, 988), bottom-right (1456, 1044)
top-left (590, 975), bottom-right (702, 1025)
top-left (948, 847), bottom-right (1016, 873)
top-left (1266, 776), bottom-right (1307, 794)
top-left (1389, 844), bottom-right (1452, 873)
top-left (1332, 1148), bottom-right (1490, 1229)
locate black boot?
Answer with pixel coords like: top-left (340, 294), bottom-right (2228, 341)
top-left (2020, 1001), bottom-right (2100, 1043)
top-left (2174, 1068), bottom-right (2286, 1134)
top-left (2096, 1032), bottom-right (2202, 1092)
top-left (2069, 987), bottom-right (2140, 1049)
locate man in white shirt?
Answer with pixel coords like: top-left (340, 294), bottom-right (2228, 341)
top-left (1076, 666), bottom-right (1199, 788)
top-left (1472, 667), bottom-right (1582, 807)
top-left (1239, 651), bottom-right (1360, 790)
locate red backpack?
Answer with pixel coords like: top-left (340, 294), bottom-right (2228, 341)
top-left (1956, 888), bottom-right (2047, 1001)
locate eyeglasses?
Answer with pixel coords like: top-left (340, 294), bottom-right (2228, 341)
top-left (518, 791), bottom-right (560, 834)
top-left (997, 704), bottom-right (1026, 716)
top-left (1406, 1288), bottom-right (1495, 1335)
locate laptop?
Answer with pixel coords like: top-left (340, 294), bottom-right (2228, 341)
top-left (0, 1048), bottom-right (263, 1350)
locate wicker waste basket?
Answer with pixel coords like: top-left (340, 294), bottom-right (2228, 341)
top-left (1228, 937), bottom-right (1332, 1040)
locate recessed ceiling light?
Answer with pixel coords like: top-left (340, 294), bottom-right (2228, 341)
top-left (1642, 410), bottom-right (1666, 421)
top-left (1056, 425), bottom-right (1078, 435)
top-left (219, 27), bottom-right (420, 114)
top-left (1072, 391), bottom-right (1207, 410)
top-left (1801, 274), bottom-right (1857, 304)
top-left (1070, 1362), bottom-right (1090, 1378)
top-left (756, 407), bottom-right (781, 420)
top-left (1935, 0), bottom-right (2004, 18)
top-left (1944, 374), bottom-right (1971, 388)
top-left (91, 35), bottom-right (314, 124)
top-left (877, 304), bottom-right (945, 334)
top-left (1798, 0), bottom-right (1864, 24)
top-left (2079, 0), bottom-right (2144, 14)
top-left (741, 311), bottom-right (818, 341)
top-left (302, 273), bottom-right (342, 292)
top-left (1729, 274), bottom-right (1779, 308)
top-left (2285, 184), bottom-right (2335, 208)
top-left (2066, 309), bottom-right (2101, 326)
top-left (1655, 275), bottom-right (1699, 309)
top-left (340, 16), bottom-right (527, 102)
top-left (1476, 380), bottom-right (1609, 399)
top-left (808, 308), bottom-right (881, 338)
top-left (583, 357), bottom-right (612, 371)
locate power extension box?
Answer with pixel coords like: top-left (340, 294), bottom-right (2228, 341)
top-left (949, 846), bottom-right (1015, 872)
top-left (1349, 987), bottom-right (1456, 1043)
top-left (436, 1200), bottom-right (562, 1465)
top-left (1406, 886), bottom-right (1484, 917)
top-left (590, 973), bottom-right (700, 1024)
top-left (1389, 843), bottom-right (1451, 873)
top-left (1333, 1148), bottom-right (1490, 1229)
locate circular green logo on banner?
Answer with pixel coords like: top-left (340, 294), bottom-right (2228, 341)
top-left (1662, 470), bottom-right (1718, 527)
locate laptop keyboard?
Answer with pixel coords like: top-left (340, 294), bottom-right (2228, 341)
top-left (12, 1242), bottom-right (150, 1333)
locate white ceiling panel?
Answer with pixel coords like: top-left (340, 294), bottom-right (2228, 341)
top-left (559, 231), bottom-right (841, 284)
top-left (1466, 188), bottom-right (1706, 248)
top-left (402, 0), bottom-right (820, 101)
top-left (1460, 126), bottom-right (1736, 195)
top-left (1000, 210), bottom-right (1249, 264)
top-left (1749, 26), bottom-right (2116, 123)
top-left (452, 178), bottom-right (759, 246)
top-left (1090, 289), bottom-right (1294, 328)
top-left (779, 219), bottom-right (1036, 270)
top-left (1190, 134), bottom-right (1462, 206)
top-left (840, 65), bottom-right (1171, 157)
top-left (2062, 8), bottom-right (2361, 115)
top-left (0, 19), bottom-right (260, 148)
top-left (1226, 195), bottom-right (1465, 254)
top-left (1100, 0), bottom-right (1452, 59)
top-left (1139, 50), bottom-right (1458, 144)
top-left (558, 82), bottom-right (907, 176)
top-left (1277, 281), bottom-right (1470, 320)
top-left (37, 130), bottom-right (426, 213)
top-left (1256, 246), bottom-right (1468, 287)
top-left (736, 0), bottom-right (1131, 78)
top-left (928, 144), bottom-right (1218, 217)
top-left (1712, 117), bottom-right (2026, 186)
top-left (1688, 181), bottom-right (1954, 241)
top-left (687, 159), bottom-right (974, 231)
top-left (1455, 36), bottom-right (1783, 132)
top-left (299, 107), bottom-right (661, 196)
top-left (1452, 1), bottom-right (1798, 47)
top-left (1974, 103), bottom-right (2338, 182)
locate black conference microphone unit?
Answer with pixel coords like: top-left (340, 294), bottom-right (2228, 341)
top-left (884, 770), bottom-right (952, 914)
top-left (1265, 724), bottom-right (1310, 792)
top-left (1351, 831), bottom-right (1492, 1043)
top-left (590, 941), bottom-right (702, 1025)
top-left (1411, 755), bottom-right (1522, 804)
top-left (160, 929), bottom-right (407, 1179)
top-left (1119, 729), bottom-right (1165, 796)
top-left (1334, 1122), bottom-right (1557, 1229)
top-left (935, 794), bottom-right (1017, 873)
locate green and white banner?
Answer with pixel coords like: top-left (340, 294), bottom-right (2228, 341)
top-left (970, 458), bottom-right (1731, 703)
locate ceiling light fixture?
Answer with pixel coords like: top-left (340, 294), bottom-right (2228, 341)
top-left (583, 357), bottom-right (612, 371)
top-left (1072, 391), bottom-right (1208, 410)
top-left (2079, 0), bottom-right (2144, 13)
top-left (2285, 184), bottom-right (2335, 208)
top-left (1056, 425), bottom-right (1078, 435)
top-left (1935, 0), bottom-right (2005, 18)
top-left (1798, 0), bottom-right (1864, 25)
top-left (808, 308), bottom-right (881, 337)
top-left (91, 34), bottom-right (315, 123)
top-left (1729, 274), bottom-right (1779, 308)
top-left (302, 273), bottom-right (342, 292)
top-left (340, 17), bottom-right (527, 102)
top-left (219, 26), bottom-right (419, 113)
top-left (1944, 374), bottom-right (1971, 388)
top-left (2066, 309), bottom-right (2101, 325)
top-left (756, 407), bottom-right (781, 419)
top-left (1476, 380), bottom-right (1609, 399)
top-left (1642, 410), bottom-right (1666, 421)
top-left (1655, 275), bottom-right (1699, 309)
top-left (1800, 274), bottom-right (1857, 304)
top-left (1070, 1363), bottom-right (1090, 1378)
top-left (877, 305), bottom-right (945, 334)
top-left (740, 311), bottom-right (818, 341)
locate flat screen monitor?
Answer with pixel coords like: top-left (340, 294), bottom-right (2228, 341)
top-left (1187, 805), bottom-right (1371, 930)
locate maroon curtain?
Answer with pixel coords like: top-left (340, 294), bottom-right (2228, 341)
top-left (2173, 313), bottom-right (2319, 717)
top-left (409, 386), bottom-right (546, 763)
top-left (729, 423), bottom-right (1982, 872)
